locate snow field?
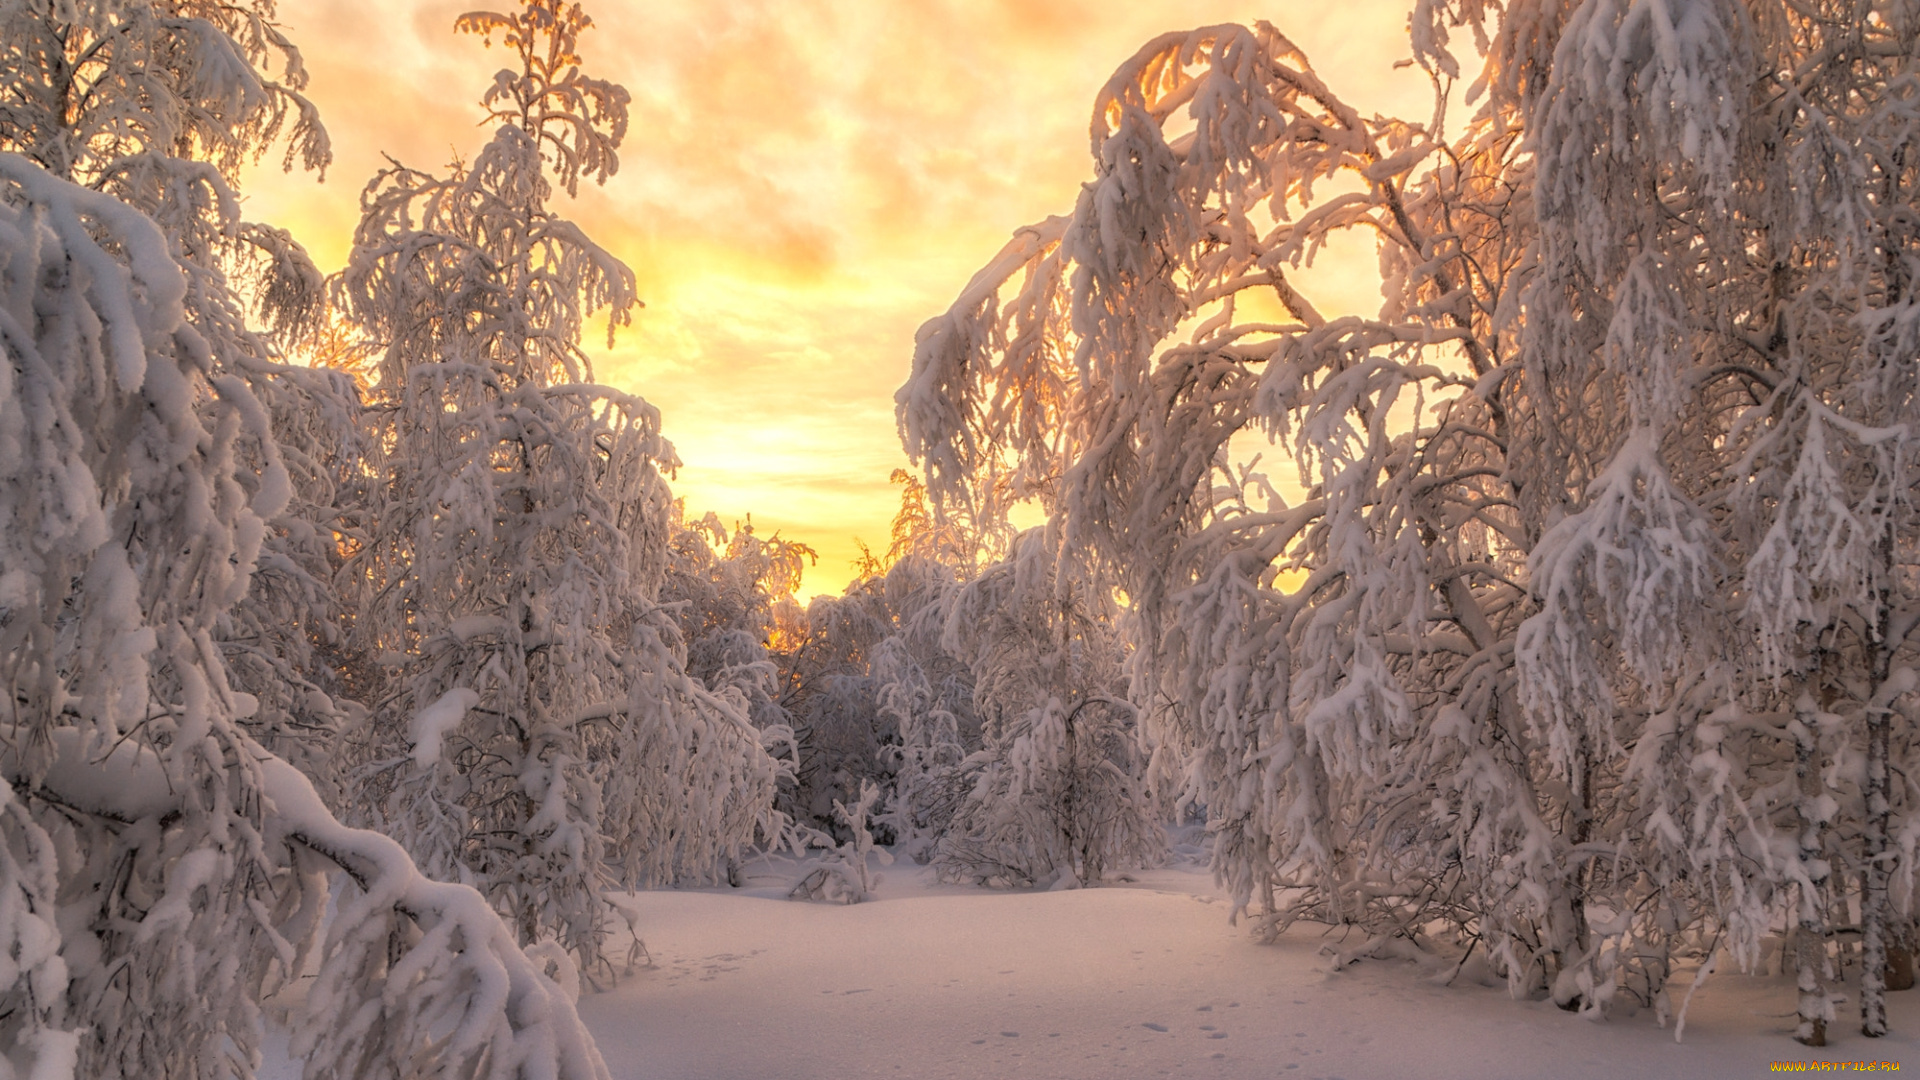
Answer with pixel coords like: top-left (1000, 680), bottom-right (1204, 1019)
top-left (555, 856), bottom-right (1920, 1080)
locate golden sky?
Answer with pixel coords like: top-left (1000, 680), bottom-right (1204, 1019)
top-left (244, 0), bottom-right (1432, 599)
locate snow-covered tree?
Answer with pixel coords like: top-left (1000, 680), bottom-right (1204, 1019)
top-left (1427, 0), bottom-right (1920, 1039)
top-left (661, 509), bottom-right (814, 734)
top-left (788, 779), bottom-right (890, 904)
top-left (0, 0), bottom-right (327, 239)
top-left (900, 14), bottom-right (1538, 939)
top-left (853, 468), bottom-right (999, 578)
top-left (869, 606), bottom-right (975, 856)
top-left (767, 549), bottom-right (976, 842)
top-left (777, 583), bottom-right (903, 832)
top-left (901, 7), bottom-right (1920, 1039)
top-left (935, 526), bottom-right (1162, 888)
top-left (0, 0), bottom-right (367, 789)
top-left (0, 140), bottom-right (606, 1080)
top-left (0, 0), bottom-right (334, 399)
top-left (335, 0), bottom-right (784, 976)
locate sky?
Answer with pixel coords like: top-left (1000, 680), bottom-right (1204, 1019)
top-left (243, 0), bottom-right (1435, 599)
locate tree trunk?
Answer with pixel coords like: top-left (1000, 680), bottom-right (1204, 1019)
top-left (1794, 697), bottom-right (1833, 1046)
top-left (1861, 688), bottom-right (1893, 1036)
top-left (1862, 531), bottom-right (1896, 1038)
top-left (1886, 920), bottom-right (1915, 993)
top-left (1551, 728), bottom-right (1595, 1012)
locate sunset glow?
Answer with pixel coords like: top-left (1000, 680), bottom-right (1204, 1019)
top-left (244, 0), bottom-right (1432, 598)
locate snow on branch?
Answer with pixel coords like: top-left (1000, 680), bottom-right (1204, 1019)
top-left (898, 4), bottom-right (1920, 1035)
top-left (1, 145), bottom-right (605, 1080)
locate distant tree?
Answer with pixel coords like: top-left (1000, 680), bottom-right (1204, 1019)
top-left (901, 7), bottom-right (1920, 1040)
top-left (854, 468), bottom-right (996, 578)
top-left (661, 509), bottom-right (814, 734)
top-left (869, 594), bottom-right (976, 857)
top-left (776, 582), bottom-right (900, 832)
top-left (936, 527), bottom-right (1162, 888)
top-left (336, 0), bottom-right (784, 977)
top-left (770, 543), bottom-right (979, 845)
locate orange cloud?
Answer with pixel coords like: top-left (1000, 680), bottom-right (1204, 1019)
top-left (243, 0), bottom-right (1426, 599)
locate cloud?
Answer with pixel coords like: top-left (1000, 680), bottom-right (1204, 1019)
top-left (243, 0), bottom-right (1428, 598)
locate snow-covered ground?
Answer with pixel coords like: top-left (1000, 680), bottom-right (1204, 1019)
top-left (270, 851), bottom-right (1920, 1079)
top-left (597, 852), bottom-right (1920, 1080)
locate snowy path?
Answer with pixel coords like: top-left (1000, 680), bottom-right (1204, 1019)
top-left (577, 861), bottom-right (1920, 1080)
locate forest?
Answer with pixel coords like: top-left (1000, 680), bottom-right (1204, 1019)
top-left (3, 0), bottom-right (1919, 1076)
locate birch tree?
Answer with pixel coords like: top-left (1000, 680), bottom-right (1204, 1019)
top-left (1435, 0), bottom-right (1920, 1039)
top-left (900, 4), bottom-right (1920, 1039)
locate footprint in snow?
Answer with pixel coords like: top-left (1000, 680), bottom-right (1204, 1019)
top-left (1142, 1023), bottom-right (1169, 1032)
top-left (1000, 1032), bottom-right (1019, 1038)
